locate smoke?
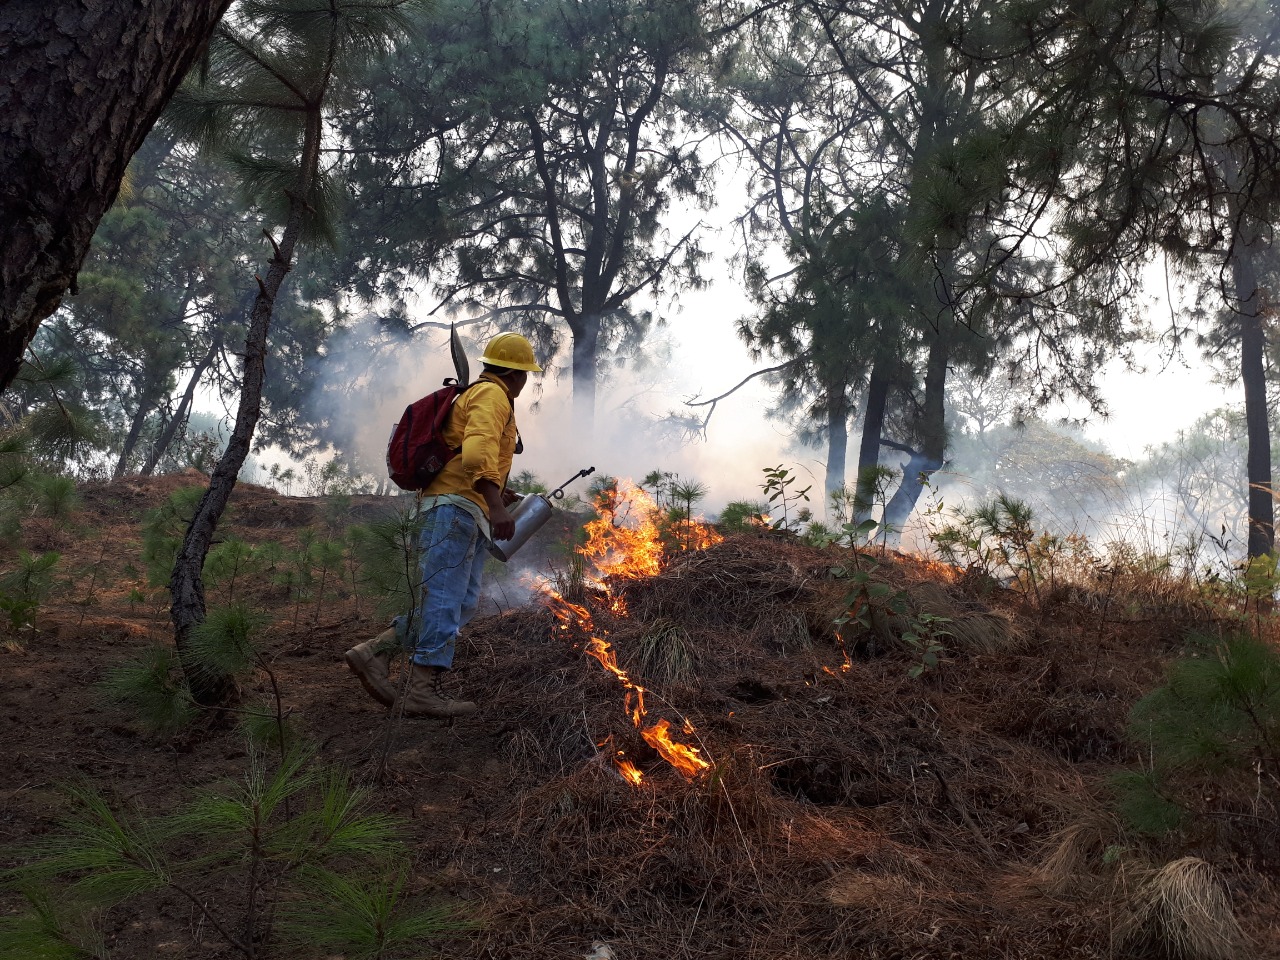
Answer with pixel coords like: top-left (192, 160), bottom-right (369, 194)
top-left (302, 315), bottom-right (796, 513)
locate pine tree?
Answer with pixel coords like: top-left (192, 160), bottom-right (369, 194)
top-left (164, 0), bottom-right (426, 705)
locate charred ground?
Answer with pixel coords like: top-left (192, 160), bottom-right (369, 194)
top-left (1, 473), bottom-right (1276, 959)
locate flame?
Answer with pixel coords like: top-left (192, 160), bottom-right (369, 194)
top-left (615, 754), bottom-right (644, 785)
top-left (834, 628), bottom-right (852, 672)
top-left (537, 479), bottom-right (718, 783)
top-left (578, 482), bottom-right (664, 579)
top-left (670, 518), bottom-right (725, 551)
top-left (640, 718), bottom-right (707, 778)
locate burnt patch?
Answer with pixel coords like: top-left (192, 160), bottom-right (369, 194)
top-left (727, 678), bottom-right (780, 704)
top-left (770, 756), bottom-right (893, 807)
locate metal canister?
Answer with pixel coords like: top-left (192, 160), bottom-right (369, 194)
top-left (488, 493), bottom-right (555, 561)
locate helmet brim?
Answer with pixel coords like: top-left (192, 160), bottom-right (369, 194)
top-left (482, 356), bottom-right (543, 373)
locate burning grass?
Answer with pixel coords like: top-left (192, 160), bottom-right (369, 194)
top-left (449, 523), bottom-right (1259, 959)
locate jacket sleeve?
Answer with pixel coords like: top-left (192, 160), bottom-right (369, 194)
top-left (458, 382), bottom-right (510, 490)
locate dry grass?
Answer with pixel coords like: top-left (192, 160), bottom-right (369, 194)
top-left (886, 579), bottom-right (1028, 655)
top-left (1031, 808), bottom-right (1127, 897)
top-left (1118, 857), bottom-right (1246, 960)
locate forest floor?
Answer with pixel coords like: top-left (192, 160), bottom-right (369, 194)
top-left (0, 472), bottom-right (1277, 960)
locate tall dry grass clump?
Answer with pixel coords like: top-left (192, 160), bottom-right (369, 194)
top-left (1117, 857), bottom-right (1245, 960)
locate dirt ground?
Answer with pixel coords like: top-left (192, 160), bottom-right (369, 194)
top-left (1, 473), bottom-right (1276, 959)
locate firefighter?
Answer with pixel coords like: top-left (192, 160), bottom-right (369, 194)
top-left (344, 331), bottom-right (541, 716)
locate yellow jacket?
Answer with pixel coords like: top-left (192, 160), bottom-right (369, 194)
top-left (424, 372), bottom-right (518, 518)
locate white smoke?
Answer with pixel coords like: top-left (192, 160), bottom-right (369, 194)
top-left (301, 314), bottom-right (796, 514)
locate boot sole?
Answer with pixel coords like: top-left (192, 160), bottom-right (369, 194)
top-left (344, 649), bottom-right (396, 706)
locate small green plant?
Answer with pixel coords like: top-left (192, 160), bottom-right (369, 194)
top-left (1240, 551), bottom-right (1279, 632)
top-left (310, 537), bottom-right (346, 625)
top-left (832, 567), bottom-right (907, 650)
top-left (927, 493), bottom-right (1043, 596)
top-left (268, 462), bottom-right (299, 496)
top-left (1111, 630), bottom-right (1280, 836)
top-left (667, 478), bottom-right (708, 550)
top-left (104, 602), bottom-right (294, 751)
top-left (347, 507), bottom-right (423, 620)
top-left (641, 469), bottom-right (674, 510)
top-left (100, 645), bottom-right (197, 735)
top-left (303, 456), bottom-right (369, 497)
top-left (848, 464), bottom-right (897, 547)
top-left (509, 469), bottom-right (548, 495)
top-left (0, 752), bottom-right (468, 959)
top-left (140, 486), bottom-right (205, 586)
top-left (901, 612), bottom-right (952, 678)
top-left (205, 537), bottom-right (264, 603)
top-left (0, 549), bottom-right (61, 630)
top-left (718, 499), bottom-right (771, 532)
top-left (284, 530), bottom-right (318, 627)
top-left (760, 464), bottom-right (812, 533)
top-left (30, 473), bottom-right (80, 521)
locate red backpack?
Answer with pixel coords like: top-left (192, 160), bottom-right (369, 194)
top-left (385, 379), bottom-right (472, 491)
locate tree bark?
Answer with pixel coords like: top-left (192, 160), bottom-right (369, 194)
top-left (570, 313), bottom-right (600, 439)
top-left (883, 329), bottom-right (949, 537)
top-left (0, 1), bottom-right (233, 392)
top-left (824, 388), bottom-right (850, 514)
top-left (1233, 243), bottom-right (1274, 559)
top-left (170, 94), bottom-right (319, 705)
top-left (113, 390), bottom-right (156, 480)
top-left (169, 214), bottom-right (304, 705)
top-left (854, 360), bottom-right (891, 525)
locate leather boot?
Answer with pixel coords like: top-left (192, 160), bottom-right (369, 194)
top-left (398, 664), bottom-right (478, 718)
top-left (344, 628), bottom-right (397, 706)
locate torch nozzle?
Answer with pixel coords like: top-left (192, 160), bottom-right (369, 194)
top-left (549, 466), bottom-right (596, 500)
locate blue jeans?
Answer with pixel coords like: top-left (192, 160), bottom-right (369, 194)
top-left (392, 503), bottom-right (488, 670)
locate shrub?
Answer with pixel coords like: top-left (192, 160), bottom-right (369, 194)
top-left (140, 486), bottom-right (204, 586)
top-left (30, 473), bottom-right (80, 521)
top-left (0, 752), bottom-right (469, 958)
top-left (0, 550), bottom-right (61, 631)
top-left (1113, 630), bottom-right (1280, 837)
top-left (100, 645), bottom-right (196, 735)
top-left (718, 500), bottom-right (770, 532)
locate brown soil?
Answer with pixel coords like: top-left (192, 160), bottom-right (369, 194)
top-left (1, 473), bottom-right (1276, 959)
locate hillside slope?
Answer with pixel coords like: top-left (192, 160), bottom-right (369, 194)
top-left (1, 474), bottom-right (1275, 959)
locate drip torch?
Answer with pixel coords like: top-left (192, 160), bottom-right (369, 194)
top-left (489, 466), bottom-right (596, 561)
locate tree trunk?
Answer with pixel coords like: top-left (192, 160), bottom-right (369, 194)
top-left (570, 313), bottom-right (600, 439)
top-left (170, 213), bottom-right (302, 704)
top-left (0, 1), bottom-right (232, 392)
top-left (143, 335), bottom-right (219, 476)
top-left (113, 389), bottom-right (155, 480)
top-left (883, 330), bottom-right (949, 538)
top-left (1234, 243), bottom-right (1274, 559)
top-left (824, 388), bottom-right (849, 515)
top-left (170, 99), bottom-right (320, 705)
top-left (854, 360), bottom-right (891, 525)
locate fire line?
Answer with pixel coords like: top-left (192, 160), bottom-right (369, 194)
top-left (537, 480), bottom-right (722, 784)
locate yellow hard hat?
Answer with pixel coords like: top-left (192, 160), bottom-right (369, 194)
top-left (481, 332), bottom-right (543, 372)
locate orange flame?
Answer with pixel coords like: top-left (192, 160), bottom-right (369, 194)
top-left (578, 482), bottom-right (664, 579)
top-left (615, 754), bottom-right (644, 785)
top-left (537, 479), bottom-right (718, 783)
top-left (641, 718), bottom-right (708, 778)
top-left (671, 518), bottom-right (726, 551)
